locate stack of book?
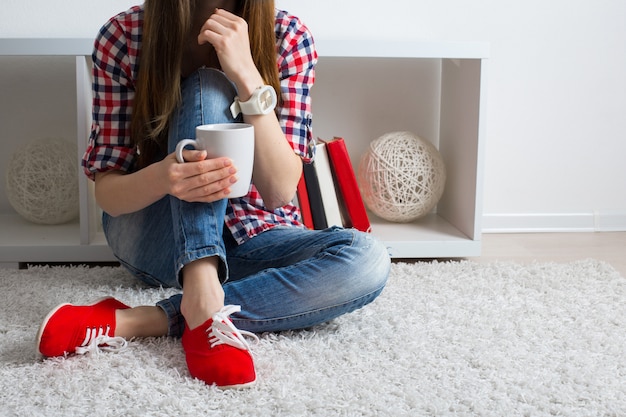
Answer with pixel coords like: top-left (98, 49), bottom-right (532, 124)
top-left (296, 137), bottom-right (371, 233)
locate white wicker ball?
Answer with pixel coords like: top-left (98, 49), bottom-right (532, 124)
top-left (5, 138), bottom-right (79, 225)
top-left (358, 131), bottom-right (446, 223)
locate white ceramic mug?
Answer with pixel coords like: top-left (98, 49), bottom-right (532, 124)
top-left (175, 123), bottom-right (255, 198)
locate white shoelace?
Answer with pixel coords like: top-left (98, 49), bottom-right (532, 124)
top-left (207, 305), bottom-right (258, 351)
top-left (75, 325), bottom-right (128, 355)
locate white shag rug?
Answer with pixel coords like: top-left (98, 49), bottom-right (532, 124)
top-left (1, 259), bottom-right (625, 417)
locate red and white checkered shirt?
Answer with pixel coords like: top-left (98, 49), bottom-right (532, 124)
top-left (82, 5), bottom-right (318, 244)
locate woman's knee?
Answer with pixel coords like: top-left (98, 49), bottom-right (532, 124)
top-left (169, 69), bottom-right (241, 153)
top-left (354, 231), bottom-right (391, 287)
top-left (331, 228), bottom-right (390, 296)
top-left (188, 68), bottom-right (240, 123)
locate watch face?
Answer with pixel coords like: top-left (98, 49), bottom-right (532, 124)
top-left (259, 89), bottom-right (274, 111)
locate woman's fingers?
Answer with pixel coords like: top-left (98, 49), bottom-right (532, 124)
top-left (167, 153), bottom-right (238, 202)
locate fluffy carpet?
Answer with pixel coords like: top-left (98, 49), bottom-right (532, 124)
top-left (1, 259), bottom-right (625, 416)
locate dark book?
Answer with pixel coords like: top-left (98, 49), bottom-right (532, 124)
top-left (302, 160), bottom-right (327, 229)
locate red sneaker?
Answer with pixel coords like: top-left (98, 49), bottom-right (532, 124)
top-left (182, 305), bottom-right (257, 389)
top-left (36, 297), bottom-right (130, 357)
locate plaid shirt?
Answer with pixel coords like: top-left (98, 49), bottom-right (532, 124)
top-left (82, 5), bottom-right (318, 244)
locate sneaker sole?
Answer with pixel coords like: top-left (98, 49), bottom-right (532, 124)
top-left (218, 378), bottom-right (257, 390)
top-left (35, 296), bottom-right (120, 357)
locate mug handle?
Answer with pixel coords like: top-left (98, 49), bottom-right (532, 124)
top-left (175, 139), bottom-right (198, 163)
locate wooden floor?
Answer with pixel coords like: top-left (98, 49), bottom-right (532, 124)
top-left (473, 232), bottom-right (626, 277)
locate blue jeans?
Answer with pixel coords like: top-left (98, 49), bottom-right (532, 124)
top-left (103, 69), bottom-right (390, 338)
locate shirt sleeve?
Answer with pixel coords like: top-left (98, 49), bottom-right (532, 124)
top-left (275, 11), bottom-right (319, 163)
top-left (81, 13), bottom-right (139, 181)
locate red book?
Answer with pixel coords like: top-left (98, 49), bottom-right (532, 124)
top-left (296, 170), bottom-right (314, 229)
top-left (323, 137), bottom-right (372, 233)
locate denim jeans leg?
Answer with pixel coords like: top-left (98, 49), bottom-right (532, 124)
top-left (221, 226), bottom-right (391, 334)
top-left (102, 197), bottom-right (180, 289)
top-left (104, 68), bottom-right (240, 337)
top-left (155, 226), bottom-right (390, 338)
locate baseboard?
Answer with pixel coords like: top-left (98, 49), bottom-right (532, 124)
top-left (482, 210), bottom-right (626, 233)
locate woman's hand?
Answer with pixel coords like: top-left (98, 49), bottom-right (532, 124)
top-left (162, 150), bottom-right (238, 203)
top-left (197, 8), bottom-right (263, 99)
top-left (94, 151), bottom-right (238, 217)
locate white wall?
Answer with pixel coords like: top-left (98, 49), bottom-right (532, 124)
top-left (2, 0), bottom-right (625, 232)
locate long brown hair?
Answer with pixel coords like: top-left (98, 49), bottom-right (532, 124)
top-left (131, 0), bottom-right (280, 169)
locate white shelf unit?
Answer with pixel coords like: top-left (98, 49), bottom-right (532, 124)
top-left (0, 38), bottom-right (488, 262)
top-left (312, 40), bottom-right (489, 258)
top-left (0, 38), bottom-right (111, 263)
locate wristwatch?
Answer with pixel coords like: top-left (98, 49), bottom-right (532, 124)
top-left (230, 85), bottom-right (277, 117)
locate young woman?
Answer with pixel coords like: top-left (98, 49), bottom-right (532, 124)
top-left (37, 0), bottom-right (390, 389)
